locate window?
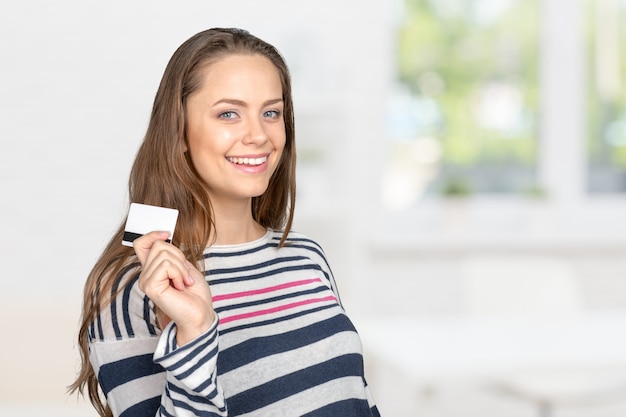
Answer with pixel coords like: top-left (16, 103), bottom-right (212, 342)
top-left (588, 0), bottom-right (626, 193)
top-left (384, 0), bottom-right (540, 211)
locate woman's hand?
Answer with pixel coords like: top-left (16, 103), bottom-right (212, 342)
top-left (134, 231), bottom-right (215, 345)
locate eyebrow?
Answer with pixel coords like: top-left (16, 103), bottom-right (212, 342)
top-left (212, 98), bottom-right (283, 107)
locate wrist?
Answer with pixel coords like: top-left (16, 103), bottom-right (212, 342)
top-left (175, 312), bottom-right (215, 346)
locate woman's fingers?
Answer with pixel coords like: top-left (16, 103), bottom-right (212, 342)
top-left (141, 246), bottom-right (194, 291)
top-left (140, 253), bottom-right (189, 293)
top-left (133, 231), bottom-right (172, 266)
top-left (134, 232), bottom-right (191, 295)
top-left (183, 261), bottom-right (195, 286)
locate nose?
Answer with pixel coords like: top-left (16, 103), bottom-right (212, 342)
top-left (242, 115), bottom-right (269, 145)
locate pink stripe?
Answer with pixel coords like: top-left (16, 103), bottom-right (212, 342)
top-left (219, 295), bottom-right (338, 324)
top-left (212, 278), bottom-right (322, 302)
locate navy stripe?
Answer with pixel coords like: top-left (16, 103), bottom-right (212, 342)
top-left (227, 354), bottom-right (364, 415)
top-left (278, 235), bottom-right (325, 252)
top-left (280, 240), bottom-right (327, 260)
top-left (219, 303), bottom-right (338, 336)
top-left (301, 398), bottom-right (374, 417)
top-left (93, 274), bottom-right (105, 341)
top-left (143, 295), bottom-right (158, 336)
top-left (164, 325), bottom-right (176, 355)
top-left (110, 290), bottom-right (122, 338)
top-left (219, 313), bottom-right (355, 373)
top-left (110, 264), bottom-right (139, 339)
top-left (122, 273), bottom-right (140, 337)
top-left (159, 404), bottom-right (175, 417)
top-left (205, 242), bottom-right (275, 258)
top-left (208, 255), bottom-right (308, 276)
top-left (213, 285), bottom-right (328, 314)
top-left (209, 264), bottom-right (325, 286)
top-left (98, 353), bottom-right (164, 395)
top-left (167, 381), bottom-right (224, 409)
top-left (193, 371), bottom-right (220, 398)
top-left (119, 396), bottom-right (161, 417)
top-left (95, 313), bottom-right (103, 341)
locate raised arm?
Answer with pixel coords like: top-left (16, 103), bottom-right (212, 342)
top-left (88, 231), bottom-right (226, 416)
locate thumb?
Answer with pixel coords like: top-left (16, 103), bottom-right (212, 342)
top-left (132, 231), bottom-right (171, 265)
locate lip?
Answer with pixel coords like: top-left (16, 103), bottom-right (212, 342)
top-left (225, 153), bottom-right (271, 174)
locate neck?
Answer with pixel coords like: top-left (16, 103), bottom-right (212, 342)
top-left (209, 199), bottom-right (266, 245)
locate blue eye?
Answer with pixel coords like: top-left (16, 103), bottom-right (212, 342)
top-left (219, 111), bottom-right (238, 119)
top-left (264, 110), bottom-right (281, 119)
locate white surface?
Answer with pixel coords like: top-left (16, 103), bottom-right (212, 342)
top-left (358, 312), bottom-right (626, 380)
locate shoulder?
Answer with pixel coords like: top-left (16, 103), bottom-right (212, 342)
top-left (271, 229), bottom-right (331, 267)
top-left (272, 230), bottom-right (326, 252)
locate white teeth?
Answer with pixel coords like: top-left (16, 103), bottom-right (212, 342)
top-left (227, 156), bottom-right (267, 166)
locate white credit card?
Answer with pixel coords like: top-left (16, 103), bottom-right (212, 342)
top-left (122, 203), bottom-right (179, 247)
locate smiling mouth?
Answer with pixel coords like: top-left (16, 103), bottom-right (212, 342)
top-left (226, 156), bottom-right (268, 166)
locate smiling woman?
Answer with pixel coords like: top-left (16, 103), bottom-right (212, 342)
top-left (184, 54), bottom-right (286, 220)
top-left (69, 28), bottom-right (380, 417)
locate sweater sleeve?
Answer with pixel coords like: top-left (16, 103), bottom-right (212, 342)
top-left (88, 265), bottom-right (227, 416)
top-left (153, 319), bottom-right (225, 416)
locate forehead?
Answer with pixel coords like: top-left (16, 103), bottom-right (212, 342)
top-left (197, 54), bottom-right (283, 98)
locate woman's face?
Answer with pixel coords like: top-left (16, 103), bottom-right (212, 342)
top-left (185, 54), bottom-right (286, 206)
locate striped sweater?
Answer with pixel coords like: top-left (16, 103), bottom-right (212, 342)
top-left (88, 230), bottom-right (380, 416)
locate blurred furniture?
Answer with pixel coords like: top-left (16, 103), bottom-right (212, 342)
top-left (462, 255), bottom-right (626, 416)
top-left (357, 256), bottom-right (626, 416)
top-left (359, 313), bottom-right (626, 416)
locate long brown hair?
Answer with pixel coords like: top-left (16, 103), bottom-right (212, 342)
top-left (69, 28), bottom-right (296, 416)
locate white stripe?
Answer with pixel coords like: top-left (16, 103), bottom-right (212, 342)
top-left (221, 330), bottom-right (362, 396)
top-left (108, 372), bottom-right (165, 416)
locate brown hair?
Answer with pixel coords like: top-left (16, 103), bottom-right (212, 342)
top-left (69, 28), bottom-right (296, 416)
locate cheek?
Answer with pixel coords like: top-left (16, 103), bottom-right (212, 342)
top-left (186, 125), bottom-right (226, 158)
top-left (272, 125), bottom-right (287, 152)
top-left (185, 134), bottom-right (218, 176)
top-left (274, 137), bottom-right (289, 171)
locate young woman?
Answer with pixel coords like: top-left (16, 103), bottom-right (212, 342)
top-left (70, 28), bottom-right (380, 417)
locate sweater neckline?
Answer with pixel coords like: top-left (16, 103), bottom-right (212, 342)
top-left (206, 229), bottom-right (273, 252)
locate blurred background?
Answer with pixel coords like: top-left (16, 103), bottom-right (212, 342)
top-left (2, 0), bottom-right (626, 415)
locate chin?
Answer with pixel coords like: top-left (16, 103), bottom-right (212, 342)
top-left (245, 184), bottom-right (271, 198)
